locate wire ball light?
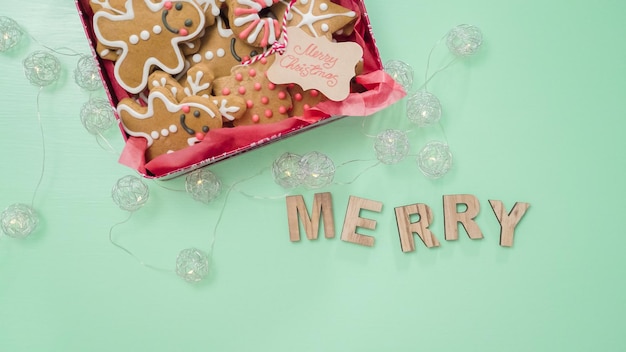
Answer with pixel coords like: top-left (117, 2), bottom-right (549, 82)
top-left (185, 168), bottom-right (222, 204)
top-left (0, 203), bottom-right (39, 238)
top-left (74, 54), bottom-right (102, 91)
top-left (23, 50), bottom-right (61, 87)
top-left (272, 151), bottom-right (336, 189)
top-left (383, 59), bottom-right (414, 92)
top-left (272, 152), bottom-right (303, 189)
top-left (0, 16), bottom-right (23, 52)
top-left (80, 97), bottom-right (116, 135)
top-left (297, 152), bottom-right (336, 189)
top-left (175, 247), bottom-right (211, 283)
top-left (406, 90), bottom-right (442, 127)
top-left (446, 24), bottom-right (483, 57)
top-left (416, 141), bottom-right (453, 179)
top-left (374, 129), bottom-right (410, 164)
top-left (111, 175), bottom-right (150, 212)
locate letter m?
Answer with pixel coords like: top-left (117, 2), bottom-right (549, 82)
top-left (286, 192), bottom-right (335, 241)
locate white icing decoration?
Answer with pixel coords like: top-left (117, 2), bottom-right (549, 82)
top-left (92, 0), bottom-right (206, 94)
top-left (169, 124), bottom-right (178, 133)
top-left (129, 34), bottom-right (139, 44)
top-left (320, 3), bottom-right (327, 11)
top-left (213, 98), bottom-right (241, 121)
top-left (167, 150), bottom-right (175, 154)
top-left (321, 23), bottom-right (329, 32)
top-left (117, 90), bottom-right (218, 147)
top-left (216, 16), bottom-right (233, 38)
top-left (281, 0), bottom-right (356, 37)
top-left (153, 25), bottom-right (162, 34)
top-left (192, 54), bottom-right (202, 63)
top-left (196, 0), bottom-right (224, 17)
top-left (187, 137), bottom-right (200, 146)
top-left (183, 70), bottom-right (211, 96)
top-left (151, 131), bottom-right (160, 139)
top-left (140, 30), bottom-right (150, 40)
top-left (205, 51), bottom-right (214, 60)
top-left (101, 49), bottom-right (111, 57)
top-left (217, 48), bottom-right (225, 57)
top-left (161, 128), bottom-right (169, 136)
top-left (91, 0), bottom-right (126, 15)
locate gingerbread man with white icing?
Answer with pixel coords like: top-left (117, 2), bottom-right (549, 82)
top-left (93, 0), bottom-right (206, 94)
top-left (118, 86), bottom-right (246, 160)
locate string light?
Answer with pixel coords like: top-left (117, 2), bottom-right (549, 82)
top-left (0, 16), bottom-right (23, 52)
top-left (406, 90), bottom-right (442, 127)
top-left (175, 247), bottom-right (210, 283)
top-left (446, 24), bottom-right (483, 57)
top-left (0, 203), bottom-right (39, 238)
top-left (272, 152), bottom-right (303, 188)
top-left (23, 50), bottom-right (61, 87)
top-left (185, 169), bottom-right (222, 204)
top-left (298, 152), bottom-right (335, 189)
top-left (383, 59), bottom-right (414, 92)
top-left (374, 129), bottom-right (410, 164)
top-left (111, 175), bottom-right (150, 212)
top-left (416, 141), bottom-right (453, 179)
top-left (74, 54), bottom-right (102, 91)
top-left (80, 97), bottom-right (116, 135)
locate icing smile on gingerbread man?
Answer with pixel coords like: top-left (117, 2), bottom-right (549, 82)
top-left (179, 107), bottom-right (211, 141)
top-left (162, 1), bottom-right (194, 36)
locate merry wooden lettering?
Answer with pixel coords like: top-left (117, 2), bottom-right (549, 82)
top-left (286, 193), bottom-right (530, 251)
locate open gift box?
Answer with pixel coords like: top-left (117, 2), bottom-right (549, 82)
top-left (75, 0), bottom-right (405, 179)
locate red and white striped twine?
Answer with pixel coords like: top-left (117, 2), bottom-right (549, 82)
top-left (241, 0), bottom-right (297, 66)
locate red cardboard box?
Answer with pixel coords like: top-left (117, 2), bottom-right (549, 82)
top-left (76, 0), bottom-right (404, 179)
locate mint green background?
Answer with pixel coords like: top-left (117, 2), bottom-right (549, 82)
top-left (1, 1), bottom-right (625, 351)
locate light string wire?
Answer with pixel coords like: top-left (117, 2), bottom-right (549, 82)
top-left (30, 87), bottom-right (46, 208)
top-left (108, 211), bottom-right (171, 273)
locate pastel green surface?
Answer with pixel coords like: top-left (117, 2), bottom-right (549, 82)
top-left (1, 1), bottom-right (625, 351)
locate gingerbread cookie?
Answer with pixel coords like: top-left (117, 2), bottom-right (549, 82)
top-left (186, 15), bottom-right (265, 78)
top-left (225, 0), bottom-right (282, 47)
top-left (274, 0), bottom-right (356, 39)
top-left (287, 84), bottom-right (326, 117)
top-left (212, 56), bottom-right (292, 126)
top-left (118, 86), bottom-right (246, 160)
top-left (149, 63), bottom-right (215, 101)
top-left (93, 0), bottom-right (207, 94)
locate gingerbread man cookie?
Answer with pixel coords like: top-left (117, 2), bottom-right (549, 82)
top-left (186, 15), bottom-right (265, 78)
top-left (213, 56), bottom-right (292, 126)
top-left (118, 86), bottom-right (246, 160)
top-left (93, 0), bottom-right (206, 94)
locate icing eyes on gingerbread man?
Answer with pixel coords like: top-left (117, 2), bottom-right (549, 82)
top-left (93, 0), bottom-right (206, 94)
top-left (118, 86), bottom-right (246, 160)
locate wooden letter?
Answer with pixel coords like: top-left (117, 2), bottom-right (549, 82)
top-left (286, 192), bottom-right (335, 242)
top-left (395, 204), bottom-right (440, 252)
top-left (340, 196), bottom-right (383, 247)
top-left (443, 194), bottom-right (483, 241)
top-left (489, 200), bottom-right (530, 247)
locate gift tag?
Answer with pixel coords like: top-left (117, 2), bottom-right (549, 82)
top-left (267, 26), bottom-right (363, 102)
